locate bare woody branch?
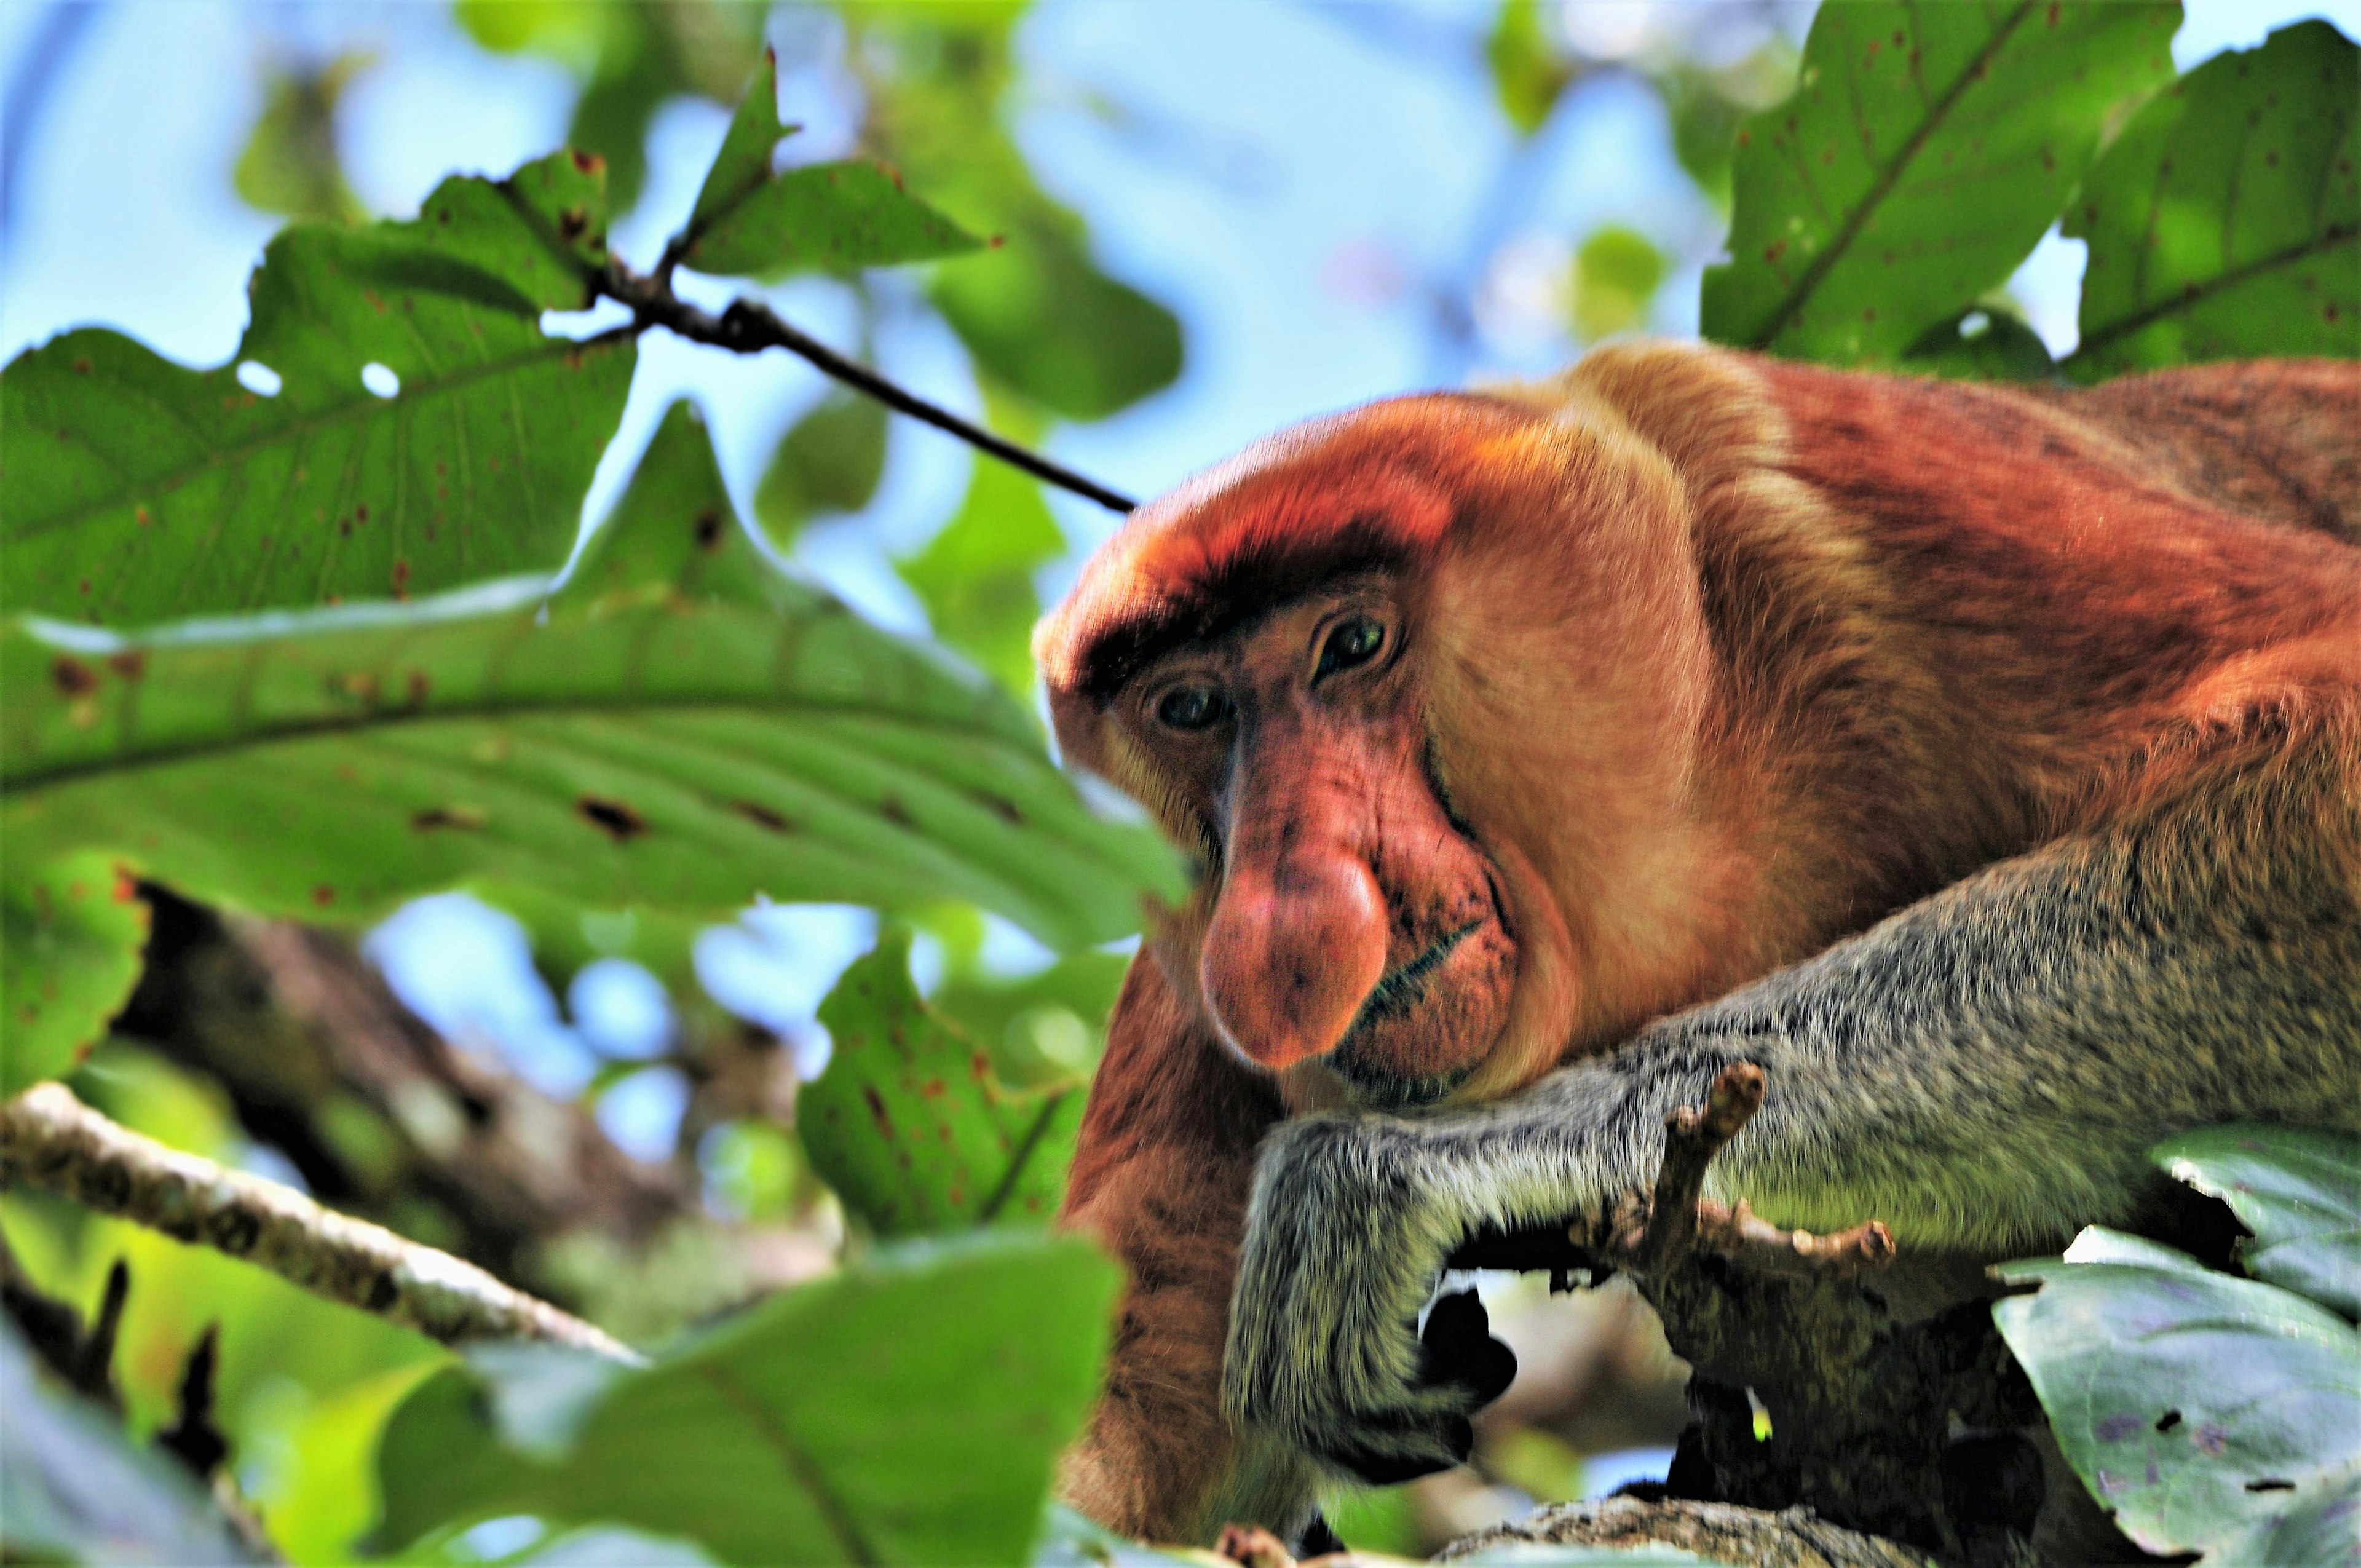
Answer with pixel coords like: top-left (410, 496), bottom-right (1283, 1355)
top-left (1612, 1063), bottom-right (1894, 1281)
top-left (1, 1083), bottom-right (641, 1366)
top-left (602, 262), bottom-right (1140, 515)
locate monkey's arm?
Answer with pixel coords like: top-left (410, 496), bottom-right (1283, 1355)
top-left (1222, 734), bottom-right (2361, 1480)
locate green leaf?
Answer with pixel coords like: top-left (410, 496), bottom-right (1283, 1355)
top-left (930, 948), bottom-right (1128, 1091)
top-left (1487, 0), bottom-right (1575, 138)
top-left (377, 1235), bottom-right (1120, 1567)
top-left (2156, 1125), bottom-right (2361, 1321)
top-left (1901, 304), bottom-right (2057, 380)
top-left (1, 421), bottom-right (1182, 951)
top-left (2065, 20), bottom-right (2360, 380)
top-left (1994, 1230), bottom-right (2361, 1564)
top-left (1702, 1), bottom-right (2181, 363)
top-left (687, 162), bottom-right (983, 282)
top-left (232, 53), bottom-right (373, 226)
top-left (753, 394), bottom-right (890, 549)
top-left (0, 1318), bottom-right (262, 1566)
top-left (896, 458), bottom-right (1064, 697)
top-left (1, 157), bottom-right (633, 627)
top-left (690, 48), bottom-right (794, 232)
top-left (1, 850), bottom-right (148, 1095)
top-left (805, 931), bottom-right (1084, 1237)
top-left (558, 400), bottom-right (780, 612)
top-left (1572, 225), bottom-right (1666, 343)
top-left (931, 222), bottom-right (1182, 421)
top-left (680, 46), bottom-right (979, 280)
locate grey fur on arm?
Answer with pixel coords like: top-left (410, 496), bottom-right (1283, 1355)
top-left (1222, 768), bottom-right (2361, 1479)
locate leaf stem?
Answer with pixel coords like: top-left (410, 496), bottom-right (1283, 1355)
top-left (601, 263), bottom-right (1139, 514)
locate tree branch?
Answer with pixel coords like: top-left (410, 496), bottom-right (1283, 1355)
top-left (601, 262), bottom-right (1139, 514)
top-left (1, 1083), bottom-right (640, 1366)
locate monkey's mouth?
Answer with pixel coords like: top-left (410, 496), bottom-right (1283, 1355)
top-left (1347, 920), bottom-right (1484, 1034)
top-left (1326, 921), bottom-right (1489, 1109)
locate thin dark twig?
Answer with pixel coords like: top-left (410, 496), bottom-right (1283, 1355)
top-left (603, 262), bottom-right (1139, 514)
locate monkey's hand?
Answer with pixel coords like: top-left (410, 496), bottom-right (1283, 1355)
top-left (1219, 1112), bottom-right (1548, 1482)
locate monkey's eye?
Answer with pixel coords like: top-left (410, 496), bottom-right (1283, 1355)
top-left (1155, 685), bottom-right (1232, 732)
top-left (1315, 616), bottom-right (1387, 681)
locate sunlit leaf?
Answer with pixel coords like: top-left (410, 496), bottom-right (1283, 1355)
top-left (804, 930), bottom-right (1082, 1237)
top-left (2065, 20), bottom-right (2360, 380)
top-left (1995, 1225), bottom-right (2361, 1564)
top-left (0, 850), bottom-right (148, 1095)
top-left (678, 41), bottom-right (980, 281)
top-left (688, 161), bottom-right (983, 281)
top-left (1, 421), bottom-right (1179, 952)
top-left (753, 393), bottom-right (890, 549)
top-left (376, 1236), bottom-right (1121, 1567)
top-left (232, 53), bottom-right (373, 226)
top-left (1487, 0), bottom-right (1575, 138)
top-left (0, 154), bottom-right (632, 626)
top-left (2156, 1125), bottom-right (2361, 1322)
top-left (1571, 225), bottom-right (1665, 343)
top-left (689, 47), bottom-right (794, 231)
top-left (1703, 1), bottom-right (2180, 363)
top-left (895, 457), bottom-right (1063, 697)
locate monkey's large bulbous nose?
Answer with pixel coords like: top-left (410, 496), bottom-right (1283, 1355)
top-left (1200, 849), bottom-right (1388, 1071)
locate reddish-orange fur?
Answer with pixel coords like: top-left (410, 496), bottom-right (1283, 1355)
top-left (1039, 346), bottom-right (2359, 1542)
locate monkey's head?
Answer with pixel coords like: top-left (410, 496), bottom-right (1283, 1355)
top-left (1040, 368), bottom-right (1744, 1109)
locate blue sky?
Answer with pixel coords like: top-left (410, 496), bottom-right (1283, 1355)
top-left (6, 0), bottom-right (2353, 1158)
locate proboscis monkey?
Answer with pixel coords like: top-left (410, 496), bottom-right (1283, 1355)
top-left (1034, 343), bottom-right (2361, 1545)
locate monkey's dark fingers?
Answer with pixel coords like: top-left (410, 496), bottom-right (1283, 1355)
top-left (1319, 1411), bottom-right (1474, 1484)
top-left (1416, 1289), bottom-right (1519, 1408)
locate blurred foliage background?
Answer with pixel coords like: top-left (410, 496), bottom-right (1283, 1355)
top-left (1, 1), bottom-right (2352, 1562)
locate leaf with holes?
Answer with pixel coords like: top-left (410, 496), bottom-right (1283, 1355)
top-left (1996, 1222), bottom-right (2361, 1562)
top-left (1702, 1), bottom-right (2180, 364)
top-left (2156, 1125), bottom-right (2361, 1323)
top-left (0, 850), bottom-right (149, 1095)
top-left (0, 150), bottom-right (631, 627)
top-left (2065, 20), bottom-right (2360, 379)
top-left (804, 930), bottom-right (1083, 1237)
top-left (678, 48), bottom-right (981, 282)
top-left (0, 417), bottom-right (1181, 952)
top-left (374, 1235), bottom-right (1119, 1566)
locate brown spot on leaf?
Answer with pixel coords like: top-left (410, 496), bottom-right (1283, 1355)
top-left (72, 357), bottom-right (92, 374)
top-left (355, 504), bottom-right (370, 523)
top-left (922, 1077), bottom-right (946, 1098)
top-left (411, 806), bottom-right (487, 832)
top-left (571, 149), bottom-right (603, 174)
top-left (973, 792), bottom-right (1023, 825)
top-left (694, 508), bottom-right (725, 551)
top-left (862, 1084), bottom-right (896, 1140)
top-left (730, 800), bottom-right (796, 833)
top-left (559, 206), bottom-right (588, 240)
top-left (577, 795), bottom-right (647, 841)
top-left (879, 794), bottom-right (915, 828)
top-left (312, 884), bottom-right (336, 906)
top-left (405, 670), bottom-right (430, 705)
top-left (106, 651), bottom-right (145, 681)
top-left (392, 558), bottom-right (411, 591)
top-left (51, 656), bottom-right (97, 697)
